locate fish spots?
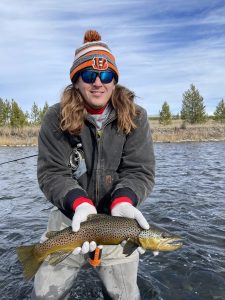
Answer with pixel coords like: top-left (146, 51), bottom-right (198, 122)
top-left (17, 215), bottom-right (182, 280)
top-left (34, 215), bottom-right (182, 257)
top-left (36, 216), bottom-right (142, 257)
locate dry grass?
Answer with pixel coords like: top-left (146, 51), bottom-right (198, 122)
top-left (150, 118), bottom-right (225, 129)
top-left (0, 127), bottom-right (39, 146)
top-left (150, 119), bottom-right (225, 142)
top-left (0, 120), bottom-right (225, 146)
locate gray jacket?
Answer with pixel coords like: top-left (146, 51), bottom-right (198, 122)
top-left (37, 103), bottom-right (155, 218)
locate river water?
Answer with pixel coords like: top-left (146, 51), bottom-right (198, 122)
top-left (0, 142), bottom-right (225, 300)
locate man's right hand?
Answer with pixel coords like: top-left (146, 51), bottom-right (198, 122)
top-left (72, 202), bottom-right (98, 255)
top-left (72, 241), bottom-right (98, 255)
top-left (72, 202), bottom-right (97, 232)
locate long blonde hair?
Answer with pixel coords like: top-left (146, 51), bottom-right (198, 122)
top-left (60, 84), bottom-right (138, 135)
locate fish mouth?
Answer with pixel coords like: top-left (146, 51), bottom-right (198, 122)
top-left (159, 238), bottom-right (183, 250)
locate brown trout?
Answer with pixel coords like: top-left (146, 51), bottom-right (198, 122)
top-left (17, 214), bottom-right (182, 280)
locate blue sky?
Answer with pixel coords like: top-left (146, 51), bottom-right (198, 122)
top-left (1, 0), bottom-right (225, 116)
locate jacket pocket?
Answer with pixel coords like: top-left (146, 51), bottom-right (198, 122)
top-left (97, 170), bottom-right (119, 202)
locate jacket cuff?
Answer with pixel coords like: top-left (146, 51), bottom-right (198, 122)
top-left (72, 197), bottom-right (94, 211)
top-left (64, 188), bottom-right (88, 211)
top-left (111, 187), bottom-right (138, 207)
top-left (110, 196), bottom-right (133, 211)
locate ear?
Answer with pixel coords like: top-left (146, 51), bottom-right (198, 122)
top-left (112, 80), bottom-right (116, 90)
top-left (74, 76), bottom-right (80, 89)
top-left (74, 82), bottom-right (79, 90)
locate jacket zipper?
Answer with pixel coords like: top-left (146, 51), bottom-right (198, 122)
top-left (95, 129), bottom-right (101, 204)
top-left (87, 116), bottom-right (117, 204)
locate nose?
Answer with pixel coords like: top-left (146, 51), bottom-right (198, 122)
top-left (93, 75), bottom-right (102, 86)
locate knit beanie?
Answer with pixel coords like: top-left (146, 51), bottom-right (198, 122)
top-left (70, 30), bottom-right (119, 82)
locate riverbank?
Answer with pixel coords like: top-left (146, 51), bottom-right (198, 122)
top-left (0, 127), bottom-right (39, 146)
top-left (150, 119), bottom-right (225, 143)
top-left (0, 120), bottom-right (225, 146)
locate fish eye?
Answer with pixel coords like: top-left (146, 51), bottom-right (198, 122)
top-left (161, 232), bottom-right (169, 239)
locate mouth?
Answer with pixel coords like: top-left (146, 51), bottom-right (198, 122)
top-left (90, 90), bottom-right (104, 95)
top-left (159, 238), bottom-right (183, 250)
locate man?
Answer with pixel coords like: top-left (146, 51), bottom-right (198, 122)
top-left (33, 30), bottom-right (155, 299)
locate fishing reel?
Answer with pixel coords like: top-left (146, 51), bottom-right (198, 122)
top-left (69, 143), bottom-right (85, 171)
top-left (69, 143), bottom-right (87, 178)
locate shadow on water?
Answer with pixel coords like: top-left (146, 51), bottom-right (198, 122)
top-left (1, 142), bottom-right (225, 299)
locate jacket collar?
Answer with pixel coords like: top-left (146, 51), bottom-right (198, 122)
top-left (86, 103), bottom-right (117, 127)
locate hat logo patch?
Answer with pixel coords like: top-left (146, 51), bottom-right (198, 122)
top-left (92, 57), bottom-right (108, 70)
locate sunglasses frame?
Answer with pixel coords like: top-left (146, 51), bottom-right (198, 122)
top-left (80, 69), bottom-right (115, 84)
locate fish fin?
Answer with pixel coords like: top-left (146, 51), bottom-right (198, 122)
top-left (45, 231), bottom-right (59, 238)
top-left (123, 239), bottom-right (139, 256)
top-left (48, 251), bottom-right (72, 266)
top-left (87, 214), bottom-right (113, 221)
top-left (16, 245), bottom-right (42, 280)
top-left (87, 214), bottom-right (99, 221)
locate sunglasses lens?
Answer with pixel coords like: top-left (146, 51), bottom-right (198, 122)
top-left (81, 70), bottom-right (97, 83)
top-left (81, 70), bottom-right (114, 84)
top-left (99, 72), bottom-right (114, 83)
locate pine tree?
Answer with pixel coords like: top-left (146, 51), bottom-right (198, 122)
top-left (0, 98), bottom-right (5, 126)
top-left (39, 101), bottom-right (49, 123)
top-left (30, 101), bottom-right (40, 125)
top-left (10, 99), bottom-right (27, 128)
top-left (213, 99), bottom-right (225, 123)
top-left (181, 84), bottom-right (207, 124)
top-left (0, 99), bottom-right (11, 126)
top-left (159, 101), bottom-right (172, 125)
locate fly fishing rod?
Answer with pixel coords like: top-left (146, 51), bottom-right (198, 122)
top-left (0, 154), bottom-right (38, 166)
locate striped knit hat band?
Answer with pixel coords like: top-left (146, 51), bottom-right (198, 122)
top-left (70, 30), bottom-right (119, 82)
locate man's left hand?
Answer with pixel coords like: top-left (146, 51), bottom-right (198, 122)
top-left (111, 202), bottom-right (149, 255)
top-left (111, 202), bottom-right (149, 230)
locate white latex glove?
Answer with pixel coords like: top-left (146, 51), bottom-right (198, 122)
top-left (72, 241), bottom-right (98, 255)
top-left (112, 202), bottom-right (149, 255)
top-left (111, 202), bottom-right (149, 230)
top-left (72, 243), bottom-right (103, 255)
top-left (72, 202), bottom-right (97, 232)
top-left (39, 231), bottom-right (48, 243)
top-left (72, 202), bottom-right (100, 255)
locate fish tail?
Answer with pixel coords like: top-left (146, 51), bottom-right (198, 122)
top-left (16, 245), bottom-right (43, 280)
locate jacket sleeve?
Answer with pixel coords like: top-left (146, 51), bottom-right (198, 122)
top-left (111, 107), bottom-right (155, 206)
top-left (37, 104), bottom-right (88, 212)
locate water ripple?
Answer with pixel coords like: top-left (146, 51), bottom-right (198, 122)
top-left (1, 143), bottom-right (225, 299)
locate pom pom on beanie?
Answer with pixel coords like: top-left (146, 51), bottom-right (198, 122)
top-left (70, 30), bottom-right (119, 82)
top-left (83, 30), bottom-right (101, 43)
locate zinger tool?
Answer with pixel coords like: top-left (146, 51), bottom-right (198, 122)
top-left (89, 246), bottom-right (103, 267)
